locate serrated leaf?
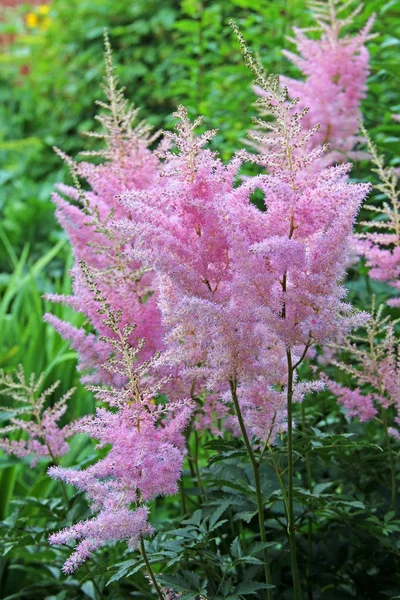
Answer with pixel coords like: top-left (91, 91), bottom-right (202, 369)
top-left (334, 500), bottom-right (365, 509)
top-left (204, 439), bottom-right (242, 452)
top-left (236, 556), bottom-right (263, 566)
top-left (230, 536), bottom-right (242, 559)
top-left (313, 481), bottom-right (334, 495)
top-left (235, 581), bottom-right (275, 594)
top-left (157, 573), bottom-right (190, 592)
top-left (182, 509), bottom-right (202, 526)
top-left (248, 541), bottom-right (277, 555)
top-left (216, 479), bottom-right (255, 496)
top-left (208, 500), bottom-right (231, 530)
top-left (208, 449), bottom-right (248, 465)
top-left (182, 569), bottom-right (201, 589)
top-left (233, 510), bottom-right (257, 523)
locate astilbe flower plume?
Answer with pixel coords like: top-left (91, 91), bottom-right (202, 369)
top-left (119, 106), bottom-right (291, 440)
top-left (356, 125), bottom-right (400, 306)
top-left (117, 28), bottom-right (371, 597)
top-left (326, 299), bottom-right (400, 436)
top-left (0, 367), bottom-right (75, 466)
top-left (48, 265), bottom-right (194, 574)
top-left (119, 25), bottom-right (370, 444)
top-left (44, 32), bottom-right (165, 384)
top-left (255, 0), bottom-right (374, 170)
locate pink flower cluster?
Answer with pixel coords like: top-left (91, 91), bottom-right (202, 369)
top-left (44, 29), bottom-right (372, 574)
top-left (48, 274), bottom-right (194, 572)
top-left (325, 305), bottom-right (400, 438)
top-left (120, 81), bottom-right (369, 439)
top-left (355, 126), bottom-right (400, 305)
top-left (0, 368), bottom-right (75, 466)
top-left (49, 400), bottom-right (193, 573)
top-left (326, 380), bottom-right (377, 422)
top-left (256, 0), bottom-right (374, 170)
top-left (44, 37), bottom-right (164, 384)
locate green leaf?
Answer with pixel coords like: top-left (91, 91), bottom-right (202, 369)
top-left (106, 559), bottom-right (145, 584)
top-left (247, 541), bottom-right (278, 555)
top-left (230, 536), bottom-right (243, 559)
top-left (204, 439), bottom-right (243, 452)
top-left (313, 481), bottom-right (334, 495)
top-left (233, 510), bottom-right (257, 523)
top-left (235, 581), bottom-right (275, 594)
top-left (208, 500), bottom-right (231, 530)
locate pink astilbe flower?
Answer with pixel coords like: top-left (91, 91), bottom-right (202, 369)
top-left (0, 367), bottom-right (75, 466)
top-left (388, 427), bottom-right (400, 441)
top-left (194, 393), bottom-right (230, 437)
top-left (48, 267), bottom-right (194, 573)
top-left (45, 33), bottom-right (165, 384)
top-left (48, 402), bottom-right (191, 573)
top-left (356, 126), bottom-right (400, 305)
top-left (326, 381), bottom-right (377, 422)
top-left (239, 32), bottom-right (370, 352)
top-left (160, 590), bottom-right (204, 600)
top-left (119, 106), bottom-right (258, 388)
top-left (49, 506), bottom-right (152, 574)
top-left (327, 300), bottom-right (400, 434)
top-left (224, 378), bottom-right (325, 443)
top-left (120, 26), bottom-right (369, 446)
top-left (162, 590), bottom-right (183, 600)
top-left (255, 0), bottom-right (374, 170)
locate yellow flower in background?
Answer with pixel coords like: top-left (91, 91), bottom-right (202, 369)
top-left (37, 5), bottom-right (50, 15)
top-left (26, 12), bottom-right (39, 28)
top-left (26, 5), bottom-right (52, 32)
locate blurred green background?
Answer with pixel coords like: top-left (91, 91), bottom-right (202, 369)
top-left (0, 0), bottom-right (399, 596)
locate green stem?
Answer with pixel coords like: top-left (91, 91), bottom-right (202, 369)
top-left (47, 448), bottom-right (69, 507)
top-left (286, 349), bottom-right (303, 600)
top-left (381, 406), bottom-right (397, 512)
top-left (269, 448), bottom-right (289, 516)
top-left (301, 403), bottom-right (313, 600)
top-left (140, 538), bottom-right (165, 600)
top-left (193, 427), bottom-right (206, 502)
top-left (178, 478), bottom-right (187, 516)
top-left (185, 429), bottom-right (197, 482)
top-left (229, 379), bottom-right (273, 599)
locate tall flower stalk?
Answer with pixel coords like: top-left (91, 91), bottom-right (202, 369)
top-left (326, 299), bottom-right (400, 512)
top-left (28, 20), bottom-right (373, 594)
top-left (45, 31), bottom-right (165, 386)
top-left (229, 378), bottom-right (273, 597)
top-left (356, 125), bottom-right (400, 306)
top-left (48, 263), bottom-right (194, 587)
top-left (285, 350), bottom-right (302, 599)
top-left (231, 20), bottom-right (369, 598)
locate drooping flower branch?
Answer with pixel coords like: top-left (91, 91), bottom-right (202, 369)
top-left (230, 20), bottom-right (370, 598)
top-left (356, 124), bottom-right (400, 305)
top-left (48, 262), bottom-right (194, 590)
top-left (325, 298), bottom-right (400, 509)
top-left (0, 367), bottom-right (75, 466)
